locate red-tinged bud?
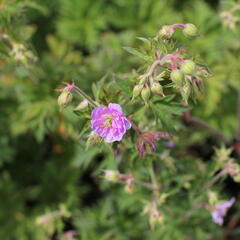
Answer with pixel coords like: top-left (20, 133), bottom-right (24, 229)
top-left (104, 170), bottom-right (120, 182)
top-left (132, 84), bottom-right (143, 100)
top-left (141, 85), bottom-right (150, 103)
top-left (180, 60), bottom-right (196, 75)
top-left (170, 69), bottom-right (184, 86)
top-left (58, 91), bottom-right (73, 108)
top-left (225, 161), bottom-right (240, 182)
top-left (150, 212), bottom-right (164, 228)
top-left (183, 23), bottom-right (199, 38)
top-left (124, 178), bottom-right (135, 194)
top-left (136, 131), bottom-right (171, 156)
top-left (150, 82), bottom-right (164, 96)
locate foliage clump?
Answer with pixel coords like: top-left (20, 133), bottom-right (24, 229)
top-left (1, 0), bottom-right (240, 240)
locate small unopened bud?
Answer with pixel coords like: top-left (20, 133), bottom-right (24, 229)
top-left (104, 170), bottom-right (120, 182)
top-left (149, 212), bottom-right (164, 228)
top-left (86, 132), bottom-right (102, 147)
top-left (75, 99), bottom-right (88, 111)
top-left (132, 84), bottom-right (143, 100)
top-left (170, 69), bottom-right (184, 86)
top-left (141, 85), bottom-right (150, 103)
top-left (181, 82), bottom-right (191, 103)
top-left (150, 82), bottom-right (164, 96)
top-left (58, 91), bottom-right (73, 108)
top-left (124, 178), bottom-right (135, 194)
top-left (230, 163), bottom-right (240, 183)
top-left (183, 23), bottom-right (199, 38)
top-left (159, 25), bottom-right (174, 39)
top-left (180, 60), bottom-right (196, 75)
top-left (208, 191), bottom-right (219, 205)
top-left (233, 174), bottom-right (240, 183)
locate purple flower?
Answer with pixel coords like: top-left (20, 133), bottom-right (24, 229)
top-left (211, 197), bottom-right (235, 225)
top-left (91, 103), bottom-right (131, 143)
top-left (166, 141), bottom-right (175, 148)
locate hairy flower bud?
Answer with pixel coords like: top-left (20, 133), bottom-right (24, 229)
top-left (150, 82), bottom-right (164, 96)
top-left (159, 25), bottom-right (174, 39)
top-left (208, 191), bottom-right (219, 205)
top-left (58, 91), bottom-right (73, 108)
top-left (86, 131), bottom-right (103, 147)
top-left (104, 170), bottom-right (120, 182)
top-left (141, 85), bottom-right (150, 103)
top-left (170, 69), bottom-right (184, 86)
top-left (149, 212), bottom-right (164, 228)
top-left (180, 60), bottom-right (196, 75)
top-left (132, 84), bottom-right (143, 100)
top-left (183, 23), bottom-right (199, 38)
top-left (181, 82), bottom-right (191, 103)
top-left (229, 163), bottom-right (240, 182)
top-left (124, 178), bottom-right (135, 194)
top-left (75, 99), bottom-right (88, 111)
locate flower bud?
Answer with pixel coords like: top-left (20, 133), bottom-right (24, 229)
top-left (141, 85), bottom-right (150, 103)
top-left (159, 25), bottom-right (174, 39)
top-left (180, 60), bottom-right (196, 75)
top-left (132, 84), bottom-right (143, 100)
top-left (150, 82), bottom-right (164, 96)
top-left (75, 99), bottom-right (88, 111)
top-left (86, 132), bottom-right (102, 147)
top-left (233, 174), bottom-right (240, 182)
top-left (208, 191), bottom-right (219, 205)
top-left (181, 82), bottom-right (191, 103)
top-left (58, 91), bottom-right (73, 108)
top-left (124, 178), bottom-right (135, 194)
top-left (149, 212), bottom-right (164, 228)
top-left (183, 23), bottom-right (199, 38)
top-left (104, 170), bottom-right (120, 182)
top-left (170, 69), bottom-right (184, 86)
top-left (230, 163), bottom-right (240, 182)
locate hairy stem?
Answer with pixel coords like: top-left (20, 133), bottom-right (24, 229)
top-left (74, 86), bottom-right (100, 108)
top-left (236, 89), bottom-right (240, 141)
top-left (181, 169), bottom-right (227, 222)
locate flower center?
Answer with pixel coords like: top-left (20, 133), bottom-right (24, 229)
top-left (103, 114), bottom-right (114, 127)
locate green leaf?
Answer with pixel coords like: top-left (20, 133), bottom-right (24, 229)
top-left (122, 46), bottom-right (152, 61)
top-left (136, 37), bottom-right (151, 46)
top-left (151, 100), bottom-right (189, 133)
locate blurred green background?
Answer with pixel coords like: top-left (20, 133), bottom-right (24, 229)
top-left (0, 0), bottom-right (240, 239)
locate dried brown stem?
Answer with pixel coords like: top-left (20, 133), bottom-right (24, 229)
top-left (182, 112), bottom-right (227, 143)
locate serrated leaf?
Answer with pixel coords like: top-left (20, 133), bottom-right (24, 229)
top-left (114, 76), bottom-right (132, 95)
top-left (151, 101), bottom-right (189, 133)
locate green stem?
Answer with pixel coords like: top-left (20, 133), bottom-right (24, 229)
top-left (236, 89), bottom-right (240, 141)
top-left (74, 86), bottom-right (100, 108)
top-left (181, 169), bottom-right (227, 222)
top-left (148, 164), bottom-right (159, 194)
top-left (203, 169), bottom-right (227, 190)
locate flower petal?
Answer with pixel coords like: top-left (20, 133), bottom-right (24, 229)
top-left (211, 211), bottom-right (223, 225)
top-left (108, 103), bottom-right (122, 113)
top-left (91, 104), bottom-right (130, 143)
top-left (122, 117), bottom-right (131, 130)
top-left (91, 107), bottom-right (106, 119)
